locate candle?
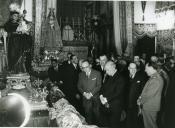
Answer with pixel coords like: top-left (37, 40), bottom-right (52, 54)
top-left (173, 39), bottom-right (175, 56)
top-left (78, 17), bottom-right (80, 29)
top-left (24, 0), bottom-right (26, 10)
top-left (72, 17), bottom-right (74, 29)
top-left (60, 17), bottom-right (61, 29)
top-left (155, 36), bottom-right (157, 53)
top-left (51, 0), bottom-right (53, 8)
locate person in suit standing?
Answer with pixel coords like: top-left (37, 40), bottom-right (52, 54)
top-left (60, 55), bottom-right (82, 111)
top-left (77, 60), bottom-right (102, 125)
top-left (126, 62), bottom-right (147, 128)
top-left (99, 61), bottom-right (126, 128)
top-left (93, 54), bottom-right (108, 83)
top-left (48, 59), bottom-right (62, 84)
top-left (164, 60), bottom-right (175, 128)
top-left (137, 61), bottom-right (164, 128)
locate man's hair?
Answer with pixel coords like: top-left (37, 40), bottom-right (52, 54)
top-left (106, 60), bottom-right (116, 69)
top-left (100, 54), bottom-right (108, 59)
top-left (129, 62), bottom-right (138, 70)
top-left (67, 52), bottom-right (72, 56)
top-left (51, 59), bottom-right (57, 63)
top-left (146, 61), bottom-right (159, 70)
top-left (82, 59), bottom-right (90, 65)
top-left (70, 54), bottom-right (76, 60)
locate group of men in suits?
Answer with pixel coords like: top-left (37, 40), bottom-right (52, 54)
top-left (47, 52), bottom-right (172, 128)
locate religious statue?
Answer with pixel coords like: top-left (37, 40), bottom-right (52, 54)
top-left (4, 3), bottom-right (32, 73)
top-left (41, 8), bottom-right (62, 50)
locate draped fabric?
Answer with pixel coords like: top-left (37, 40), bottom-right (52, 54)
top-left (113, 1), bottom-right (122, 56)
top-left (119, 2), bottom-right (127, 54)
top-left (134, 24), bottom-right (157, 39)
top-left (155, 2), bottom-right (175, 56)
top-left (41, 9), bottom-right (62, 50)
top-left (157, 29), bottom-right (175, 55)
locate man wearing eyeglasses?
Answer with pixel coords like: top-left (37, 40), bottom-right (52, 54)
top-left (77, 60), bottom-right (102, 125)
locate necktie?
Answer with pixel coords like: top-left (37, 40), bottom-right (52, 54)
top-left (86, 72), bottom-right (90, 78)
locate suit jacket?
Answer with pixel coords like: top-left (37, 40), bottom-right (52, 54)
top-left (140, 72), bottom-right (164, 111)
top-left (78, 69), bottom-right (102, 97)
top-left (93, 65), bottom-right (106, 81)
top-left (61, 63), bottom-right (80, 96)
top-left (100, 71), bottom-right (126, 109)
top-left (48, 65), bottom-right (61, 83)
top-left (127, 71), bottom-right (147, 109)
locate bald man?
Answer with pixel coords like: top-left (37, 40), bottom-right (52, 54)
top-left (99, 61), bottom-right (127, 128)
top-left (126, 62), bottom-right (147, 128)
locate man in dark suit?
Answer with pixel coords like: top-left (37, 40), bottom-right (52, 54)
top-left (48, 59), bottom-right (62, 84)
top-left (164, 63), bottom-right (175, 128)
top-left (62, 52), bottom-right (72, 67)
top-left (126, 62), bottom-right (147, 128)
top-left (78, 60), bottom-right (102, 125)
top-left (99, 60), bottom-right (126, 128)
top-left (93, 54), bottom-right (108, 83)
top-left (60, 55), bottom-right (82, 111)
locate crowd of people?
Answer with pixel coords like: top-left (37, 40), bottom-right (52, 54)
top-left (46, 52), bottom-right (175, 128)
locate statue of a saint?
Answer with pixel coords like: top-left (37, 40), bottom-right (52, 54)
top-left (41, 8), bottom-right (62, 50)
top-left (4, 4), bottom-right (32, 73)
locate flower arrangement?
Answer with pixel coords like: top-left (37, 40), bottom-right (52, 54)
top-left (44, 50), bottom-right (61, 61)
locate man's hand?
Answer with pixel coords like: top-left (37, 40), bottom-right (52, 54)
top-left (59, 81), bottom-right (63, 84)
top-left (76, 94), bottom-right (80, 99)
top-left (83, 92), bottom-right (93, 100)
top-left (137, 96), bottom-right (142, 106)
top-left (100, 95), bottom-right (108, 105)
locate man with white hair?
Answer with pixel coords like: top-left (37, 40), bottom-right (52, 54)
top-left (99, 61), bottom-right (126, 128)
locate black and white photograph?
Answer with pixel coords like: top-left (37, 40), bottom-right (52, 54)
top-left (0, 0), bottom-right (175, 128)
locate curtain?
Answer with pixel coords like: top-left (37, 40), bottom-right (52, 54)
top-left (113, 1), bottom-right (122, 56)
top-left (119, 2), bottom-right (127, 54)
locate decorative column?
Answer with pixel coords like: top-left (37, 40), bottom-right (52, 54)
top-left (34, 0), bottom-right (47, 56)
top-left (113, 1), bottom-right (122, 56)
top-left (34, 0), bottom-right (42, 55)
top-left (125, 1), bottom-right (134, 57)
